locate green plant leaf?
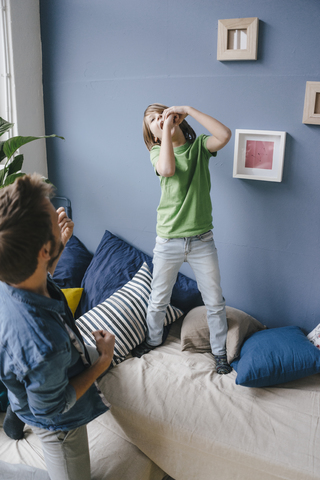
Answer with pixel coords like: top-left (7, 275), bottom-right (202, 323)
top-left (0, 141), bottom-right (6, 162)
top-left (3, 172), bottom-right (26, 187)
top-left (3, 134), bottom-right (64, 160)
top-left (7, 154), bottom-right (24, 176)
top-left (0, 118), bottom-right (14, 137)
top-left (0, 168), bottom-right (5, 186)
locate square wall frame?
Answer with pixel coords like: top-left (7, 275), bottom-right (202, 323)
top-left (217, 17), bottom-right (259, 61)
top-left (233, 129), bottom-right (286, 182)
top-left (302, 81), bottom-right (320, 125)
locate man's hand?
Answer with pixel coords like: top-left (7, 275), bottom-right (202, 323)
top-left (57, 207), bottom-right (74, 246)
top-left (92, 330), bottom-right (115, 356)
top-left (69, 330), bottom-right (115, 401)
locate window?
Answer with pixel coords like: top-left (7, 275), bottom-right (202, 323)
top-left (0, 0), bottom-right (47, 176)
top-left (0, 0), bottom-right (17, 137)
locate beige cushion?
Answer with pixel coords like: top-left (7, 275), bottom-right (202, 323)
top-left (181, 305), bottom-right (266, 363)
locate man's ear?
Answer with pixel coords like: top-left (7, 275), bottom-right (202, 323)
top-left (39, 242), bottom-right (51, 262)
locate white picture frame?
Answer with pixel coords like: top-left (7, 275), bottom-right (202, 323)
top-left (233, 129), bottom-right (286, 182)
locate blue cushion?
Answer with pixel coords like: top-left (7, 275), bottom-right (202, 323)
top-left (231, 326), bottom-right (320, 387)
top-left (79, 230), bottom-right (203, 315)
top-left (53, 235), bottom-right (93, 289)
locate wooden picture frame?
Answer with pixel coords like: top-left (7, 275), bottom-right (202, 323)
top-left (302, 81), bottom-right (320, 125)
top-left (217, 17), bottom-right (259, 61)
top-left (233, 129), bottom-right (286, 182)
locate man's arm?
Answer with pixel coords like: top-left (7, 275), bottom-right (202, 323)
top-left (163, 106), bottom-right (232, 153)
top-left (26, 330), bottom-right (115, 418)
top-left (48, 207), bottom-right (74, 276)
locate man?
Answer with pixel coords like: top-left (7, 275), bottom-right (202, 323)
top-left (0, 174), bottom-right (115, 480)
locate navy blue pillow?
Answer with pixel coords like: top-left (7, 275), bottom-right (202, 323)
top-left (53, 235), bottom-right (93, 289)
top-left (231, 326), bottom-right (320, 387)
top-left (79, 230), bottom-right (203, 315)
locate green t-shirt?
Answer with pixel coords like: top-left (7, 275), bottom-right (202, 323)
top-left (150, 134), bottom-right (217, 238)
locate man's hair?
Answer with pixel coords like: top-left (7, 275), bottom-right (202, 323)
top-left (0, 173), bottom-right (55, 284)
top-left (142, 103), bottom-right (197, 151)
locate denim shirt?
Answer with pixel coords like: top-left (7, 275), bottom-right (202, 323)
top-left (0, 276), bottom-right (109, 431)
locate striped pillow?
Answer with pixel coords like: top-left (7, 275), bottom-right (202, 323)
top-left (76, 262), bottom-right (183, 366)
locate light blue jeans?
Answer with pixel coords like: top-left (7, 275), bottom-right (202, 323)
top-left (146, 231), bottom-right (227, 356)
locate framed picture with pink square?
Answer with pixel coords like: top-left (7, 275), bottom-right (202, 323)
top-left (233, 129), bottom-right (286, 182)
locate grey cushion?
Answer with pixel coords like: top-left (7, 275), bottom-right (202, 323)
top-left (181, 305), bottom-right (266, 363)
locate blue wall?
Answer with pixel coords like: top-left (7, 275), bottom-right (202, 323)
top-left (39, 0), bottom-right (320, 331)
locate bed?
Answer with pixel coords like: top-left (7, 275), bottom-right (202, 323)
top-left (1, 230), bottom-right (320, 480)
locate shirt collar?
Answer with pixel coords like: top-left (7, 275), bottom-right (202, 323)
top-left (0, 276), bottom-right (66, 315)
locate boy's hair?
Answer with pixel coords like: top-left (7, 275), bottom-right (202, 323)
top-left (143, 103), bottom-right (197, 151)
top-left (0, 173), bottom-right (56, 284)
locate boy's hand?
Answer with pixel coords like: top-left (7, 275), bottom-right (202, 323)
top-left (163, 112), bottom-right (176, 128)
top-left (163, 106), bottom-right (189, 124)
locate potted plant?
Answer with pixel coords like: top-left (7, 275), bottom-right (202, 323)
top-left (0, 117), bottom-right (64, 188)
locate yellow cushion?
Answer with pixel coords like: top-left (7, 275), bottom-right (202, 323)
top-left (61, 288), bottom-right (84, 316)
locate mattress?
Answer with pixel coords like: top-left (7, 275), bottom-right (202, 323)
top-left (0, 408), bottom-right (165, 480)
top-left (1, 320), bottom-right (320, 480)
top-left (99, 323), bottom-right (320, 480)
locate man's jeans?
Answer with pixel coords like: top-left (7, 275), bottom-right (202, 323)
top-left (31, 347), bottom-right (100, 480)
top-left (32, 425), bottom-right (90, 480)
top-left (146, 231), bottom-right (228, 355)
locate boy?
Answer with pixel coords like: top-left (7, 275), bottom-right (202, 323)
top-left (135, 104), bottom-right (232, 375)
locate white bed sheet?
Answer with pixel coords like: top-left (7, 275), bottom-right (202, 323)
top-left (2, 319), bottom-right (320, 480)
top-left (99, 331), bottom-right (320, 480)
top-left (0, 409), bottom-right (165, 480)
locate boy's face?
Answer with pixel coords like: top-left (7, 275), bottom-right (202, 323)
top-left (146, 111), bottom-right (164, 142)
top-left (146, 110), bottom-right (181, 144)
